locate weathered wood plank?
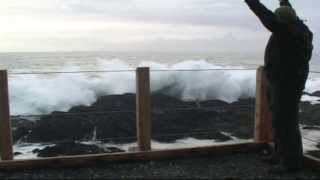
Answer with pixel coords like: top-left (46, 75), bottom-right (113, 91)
top-left (0, 142), bottom-right (266, 171)
top-left (254, 67), bottom-right (273, 143)
top-left (136, 67), bottom-right (151, 151)
top-left (0, 70), bottom-right (13, 160)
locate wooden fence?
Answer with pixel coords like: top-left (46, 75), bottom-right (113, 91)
top-left (0, 66), bottom-right (318, 171)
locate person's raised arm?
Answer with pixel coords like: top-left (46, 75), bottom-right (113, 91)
top-left (245, 0), bottom-right (286, 33)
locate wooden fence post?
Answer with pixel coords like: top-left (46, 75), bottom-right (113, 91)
top-left (254, 66), bottom-right (273, 143)
top-left (0, 70), bottom-right (13, 160)
top-left (136, 67), bottom-right (151, 151)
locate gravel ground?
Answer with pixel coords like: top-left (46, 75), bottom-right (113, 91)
top-left (0, 153), bottom-right (319, 179)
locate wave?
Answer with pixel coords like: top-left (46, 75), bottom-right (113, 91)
top-left (8, 59), bottom-right (320, 115)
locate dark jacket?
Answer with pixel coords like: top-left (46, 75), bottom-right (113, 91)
top-left (245, 0), bottom-right (313, 88)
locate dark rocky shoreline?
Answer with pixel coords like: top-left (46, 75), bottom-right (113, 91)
top-left (12, 92), bottom-right (320, 157)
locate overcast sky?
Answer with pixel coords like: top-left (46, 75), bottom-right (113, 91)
top-left (1, 0), bottom-right (319, 53)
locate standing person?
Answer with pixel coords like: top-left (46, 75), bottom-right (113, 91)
top-left (245, 0), bottom-right (313, 173)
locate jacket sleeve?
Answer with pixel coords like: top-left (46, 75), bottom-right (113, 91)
top-left (245, 0), bottom-right (288, 33)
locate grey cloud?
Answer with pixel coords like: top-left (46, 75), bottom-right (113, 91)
top-left (9, 0), bottom-right (320, 31)
top-left (3, 0), bottom-right (319, 53)
top-left (50, 0), bottom-right (320, 32)
top-left (19, 0), bottom-right (255, 29)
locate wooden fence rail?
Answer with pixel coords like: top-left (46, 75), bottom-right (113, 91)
top-left (0, 67), bottom-right (317, 171)
top-left (254, 67), bottom-right (273, 143)
top-left (0, 142), bottom-right (266, 171)
top-left (136, 67), bottom-right (152, 151)
top-left (0, 70), bottom-right (13, 160)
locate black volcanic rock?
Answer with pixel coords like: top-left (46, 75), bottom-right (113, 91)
top-left (199, 99), bottom-right (229, 108)
top-left (12, 92), bottom-right (320, 145)
top-left (151, 93), bottom-right (197, 109)
top-left (302, 90), bottom-right (320, 97)
top-left (32, 149), bottom-right (41, 154)
top-left (14, 93), bottom-right (257, 144)
top-left (306, 150), bottom-right (320, 159)
top-left (11, 118), bottom-right (35, 143)
top-left (14, 152), bottom-right (23, 156)
top-left (105, 147), bottom-right (125, 153)
top-left (36, 142), bottom-right (123, 157)
top-left (311, 91), bottom-right (320, 97)
top-left (69, 93), bottom-right (136, 113)
top-left (26, 112), bottom-right (95, 143)
top-left (300, 102), bottom-right (320, 126)
top-left (13, 93), bottom-right (257, 144)
top-left (10, 92), bottom-right (320, 158)
top-left (302, 126), bottom-right (320, 130)
top-left (151, 108), bottom-right (232, 142)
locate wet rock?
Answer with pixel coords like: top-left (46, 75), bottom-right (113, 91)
top-left (302, 126), bottom-right (320, 130)
top-left (300, 101), bottom-right (320, 126)
top-left (105, 147), bottom-right (125, 153)
top-left (32, 149), bottom-right (41, 154)
top-left (11, 118), bottom-right (35, 143)
top-left (26, 113), bottom-right (95, 143)
top-left (13, 94), bottom-right (259, 144)
top-left (311, 91), bottom-right (320, 97)
top-left (36, 142), bottom-right (110, 157)
top-left (14, 152), bottom-right (23, 156)
top-left (306, 150), bottom-right (320, 159)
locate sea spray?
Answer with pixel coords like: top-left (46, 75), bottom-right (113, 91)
top-left (8, 59), bottom-right (320, 116)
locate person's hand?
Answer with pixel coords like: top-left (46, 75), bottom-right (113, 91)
top-left (279, 0), bottom-right (291, 7)
top-left (279, 0), bottom-right (290, 4)
top-left (244, 0), bottom-right (259, 3)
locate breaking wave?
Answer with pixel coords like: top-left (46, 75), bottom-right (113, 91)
top-left (8, 59), bottom-right (319, 115)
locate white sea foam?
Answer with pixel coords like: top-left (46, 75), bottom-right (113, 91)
top-left (301, 126), bottom-right (320, 152)
top-left (8, 59), bottom-right (257, 115)
top-left (8, 59), bottom-right (320, 116)
top-left (13, 143), bottom-right (54, 160)
top-left (305, 78), bottom-right (320, 94)
top-left (301, 95), bottom-right (320, 105)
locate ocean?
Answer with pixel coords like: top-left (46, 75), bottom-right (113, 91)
top-left (0, 51), bottom-right (319, 159)
top-left (1, 51), bottom-right (319, 116)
